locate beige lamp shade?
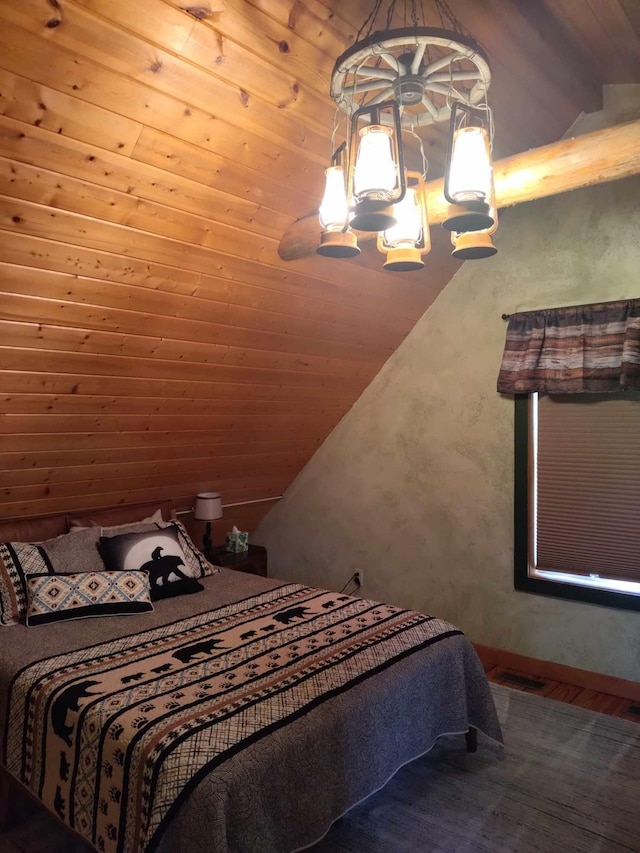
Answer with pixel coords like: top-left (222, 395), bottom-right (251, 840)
top-left (194, 492), bottom-right (223, 521)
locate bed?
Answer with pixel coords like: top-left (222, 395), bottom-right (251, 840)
top-left (0, 502), bottom-right (503, 853)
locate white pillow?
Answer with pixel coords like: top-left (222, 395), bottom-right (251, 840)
top-left (100, 510), bottom-right (165, 538)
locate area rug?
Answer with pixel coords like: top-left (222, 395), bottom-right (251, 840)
top-left (1, 684), bottom-right (639, 853)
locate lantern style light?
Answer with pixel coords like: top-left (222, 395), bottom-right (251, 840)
top-left (353, 126), bottom-right (397, 196)
top-left (451, 209), bottom-right (498, 259)
top-left (347, 101), bottom-right (406, 232)
top-left (312, 7), bottom-right (497, 271)
top-left (451, 223), bottom-right (498, 260)
top-left (316, 142), bottom-right (360, 258)
top-left (319, 165), bottom-right (349, 230)
top-left (377, 175), bottom-right (430, 271)
top-left (451, 187), bottom-right (498, 260)
top-left (443, 102), bottom-right (495, 233)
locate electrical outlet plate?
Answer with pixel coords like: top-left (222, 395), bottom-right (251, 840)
top-left (354, 569), bottom-right (364, 587)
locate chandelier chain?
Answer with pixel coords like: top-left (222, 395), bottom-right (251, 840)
top-left (357, 1), bottom-right (428, 38)
top-left (356, 1), bottom-right (473, 39)
top-left (355, 0), bottom-right (385, 42)
top-left (384, 0), bottom-right (397, 31)
top-left (435, 0), bottom-right (464, 34)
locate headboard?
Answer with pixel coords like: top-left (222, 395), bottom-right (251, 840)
top-left (0, 501), bottom-right (174, 543)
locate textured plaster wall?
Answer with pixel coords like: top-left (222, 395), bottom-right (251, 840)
top-left (255, 96), bottom-right (640, 682)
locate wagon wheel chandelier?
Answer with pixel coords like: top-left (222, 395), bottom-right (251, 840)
top-left (317, 0), bottom-right (498, 270)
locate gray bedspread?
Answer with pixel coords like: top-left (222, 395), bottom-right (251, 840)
top-left (1, 570), bottom-right (502, 853)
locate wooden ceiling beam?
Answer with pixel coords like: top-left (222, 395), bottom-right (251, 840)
top-left (278, 119), bottom-right (640, 261)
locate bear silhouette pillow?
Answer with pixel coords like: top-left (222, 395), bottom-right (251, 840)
top-left (100, 527), bottom-right (204, 601)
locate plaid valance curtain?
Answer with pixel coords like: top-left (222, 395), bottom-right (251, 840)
top-left (497, 298), bottom-right (640, 394)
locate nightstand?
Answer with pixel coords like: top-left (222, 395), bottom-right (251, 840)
top-left (206, 544), bottom-right (267, 577)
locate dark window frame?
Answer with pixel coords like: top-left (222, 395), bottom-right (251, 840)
top-left (514, 394), bottom-right (640, 613)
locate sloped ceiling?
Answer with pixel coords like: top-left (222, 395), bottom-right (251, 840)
top-left (1, 0), bottom-right (639, 524)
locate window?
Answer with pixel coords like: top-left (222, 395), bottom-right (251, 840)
top-left (514, 391), bottom-right (640, 611)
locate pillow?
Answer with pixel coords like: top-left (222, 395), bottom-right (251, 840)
top-left (145, 576), bottom-right (203, 601)
top-left (69, 508), bottom-right (165, 531)
top-left (99, 527), bottom-right (204, 601)
top-left (159, 520), bottom-right (220, 579)
top-left (100, 519), bottom-right (166, 538)
top-left (26, 570), bottom-right (153, 626)
top-left (114, 519), bottom-right (219, 578)
top-left (40, 527), bottom-right (104, 573)
top-left (0, 527), bottom-right (104, 626)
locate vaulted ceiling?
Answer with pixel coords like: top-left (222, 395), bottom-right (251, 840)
top-left (1, 0), bottom-right (639, 525)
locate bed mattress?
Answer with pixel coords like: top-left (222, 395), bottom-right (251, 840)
top-left (1, 569), bottom-right (502, 853)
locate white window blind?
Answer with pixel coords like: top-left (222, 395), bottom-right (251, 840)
top-left (534, 391), bottom-right (640, 583)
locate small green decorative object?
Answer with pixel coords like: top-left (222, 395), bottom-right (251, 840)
top-left (225, 526), bottom-right (249, 553)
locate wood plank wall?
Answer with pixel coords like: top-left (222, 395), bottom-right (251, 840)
top-left (0, 0), bottom-right (636, 530)
top-left (0, 0), bottom-right (446, 528)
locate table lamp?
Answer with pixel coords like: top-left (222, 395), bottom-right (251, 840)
top-left (194, 492), bottom-right (223, 553)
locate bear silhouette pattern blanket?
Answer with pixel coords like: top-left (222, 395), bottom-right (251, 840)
top-left (4, 582), bottom-right (503, 853)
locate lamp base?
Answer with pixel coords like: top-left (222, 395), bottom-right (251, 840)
top-left (451, 231), bottom-right (498, 260)
top-left (351, 201), bottom-right (396, 232)
top-left (316, 229), bottom-right (361, 258)
top-left (442, 201), bottom-right (494, 233)
top-left (383, 246), bottom-right (425, 272)
top-left (202, 522), bottom-right (212, 555)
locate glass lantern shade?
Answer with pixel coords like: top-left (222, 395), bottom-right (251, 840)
top-left (383, 188), bottom-right (422, 247)
top-left (318, 165), bottom-right (349, 231)
top-left (347, 102), bottom-right (405, 232)
top-left (353, 125), bottom-right (397, 198)
top-left (377, 177), bottom-right (430, 272)
top-left (446, 126), bottom-right (493, 204)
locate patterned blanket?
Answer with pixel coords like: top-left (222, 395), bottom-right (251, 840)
top-left (5, 584), bottom-right (461, 853)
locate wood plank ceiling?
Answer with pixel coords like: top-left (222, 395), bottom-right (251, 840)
top-left (0, 0), bottom-right (639, 526)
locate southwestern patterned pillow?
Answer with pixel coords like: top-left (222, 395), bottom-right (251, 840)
top-left (99, 527), bottom-right (204, 601)
top-left (26, 570), bottom-right (153, 626)
top-left (0, 527), bottom-right (104, 626)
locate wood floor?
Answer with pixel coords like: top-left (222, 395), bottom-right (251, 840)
top-left (481, 661), bottom-right (640, 724)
